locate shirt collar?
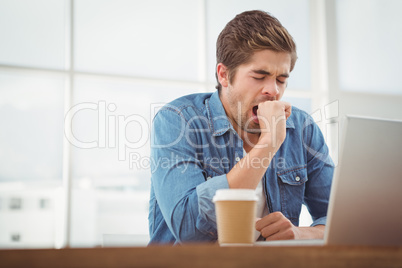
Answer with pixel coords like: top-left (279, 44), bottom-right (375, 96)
top-left (206, 91), bottom-right (295, 136)
top-left (286, 116), bottom-right (295, 129)
top-left (206, 91), bottom-right (231, 136)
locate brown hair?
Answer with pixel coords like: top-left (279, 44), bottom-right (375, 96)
top-left (215, 10), bottom-right (297, 91)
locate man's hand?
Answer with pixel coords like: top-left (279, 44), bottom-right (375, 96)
top-left (256, 101), bottom-right (291, 152)
top-left (255, 212), bottom-right (325, 240)
top-left (227, 101), bottom-right (291, 189)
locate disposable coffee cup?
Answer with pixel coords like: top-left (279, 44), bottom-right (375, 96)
top-left (213, 189), bottom-right (258, 245)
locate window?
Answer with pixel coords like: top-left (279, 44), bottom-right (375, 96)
top-left (39, 198), bottom-right (51, 210)
top-left (325, 0), bottom-right (402, 122)
top-left (9, 198), bottom-right (22, 210)
top-left (336, 0), bottom-right (402, 94)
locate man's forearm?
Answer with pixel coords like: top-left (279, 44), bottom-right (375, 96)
top-left (226, 136), bottom-right (277, 189)
top-left (297, 225), bottom-right (325, 239)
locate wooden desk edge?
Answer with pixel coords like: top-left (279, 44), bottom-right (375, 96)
top-left (1, 244), bottom-right (401, 268)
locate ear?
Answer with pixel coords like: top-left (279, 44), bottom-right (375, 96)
top-left (216, 63), bottom-right (229, 88)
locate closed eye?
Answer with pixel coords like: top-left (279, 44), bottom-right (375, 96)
top-left (277, 79), bottom-right (286, 84)
top-left (253, 77), bottom-right (265, 80)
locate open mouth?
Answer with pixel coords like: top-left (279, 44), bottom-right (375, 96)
top-left (252, 105), bottom-right (258, 116)
top-left (252, 105), bottom-right (259, 123)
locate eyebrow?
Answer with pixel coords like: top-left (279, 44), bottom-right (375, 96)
top-left (252, 69), bottom-right (289, 78)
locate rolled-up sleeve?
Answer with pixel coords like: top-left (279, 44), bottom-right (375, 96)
top-left (151, 108), bottom-right (228, 242)
top-left (196, 174), bottom-right (228, 228)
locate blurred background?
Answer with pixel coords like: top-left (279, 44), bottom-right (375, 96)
top-left (0, 0), bottom-right (401, 248)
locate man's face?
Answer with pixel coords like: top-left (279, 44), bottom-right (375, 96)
top-left (220, 49), bottom-right (292, 134)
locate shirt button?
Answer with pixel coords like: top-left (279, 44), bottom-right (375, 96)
top-left (295, 176), bottom-right (300, 182)
top-left (235, 157), bottom-right (240, 162)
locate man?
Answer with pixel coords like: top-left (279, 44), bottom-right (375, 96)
top-left (148, 10), bottom-right (334, 244)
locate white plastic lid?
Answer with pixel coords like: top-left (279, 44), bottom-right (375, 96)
top-left (212, 189), bottom-right (258, 202)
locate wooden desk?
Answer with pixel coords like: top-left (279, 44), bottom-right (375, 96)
top-left (0, 244), bottom-right (401, 268)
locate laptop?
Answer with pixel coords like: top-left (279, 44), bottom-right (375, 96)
top-left (256, 115), bottom-right (402, 246)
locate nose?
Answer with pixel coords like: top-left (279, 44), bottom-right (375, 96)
top-left (261, 79), bottom-right (279, 97)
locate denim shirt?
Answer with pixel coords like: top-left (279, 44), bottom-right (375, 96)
top-left (148, 91), bottom-right (334, 244)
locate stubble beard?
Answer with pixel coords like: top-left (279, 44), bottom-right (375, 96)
top-left (225, 85), bottom-right (261, 134)
top-left (230, 101), bottom-right (261, 135)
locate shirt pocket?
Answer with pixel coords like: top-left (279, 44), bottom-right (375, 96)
top-left (277, 166), bottom-right (308, 226)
